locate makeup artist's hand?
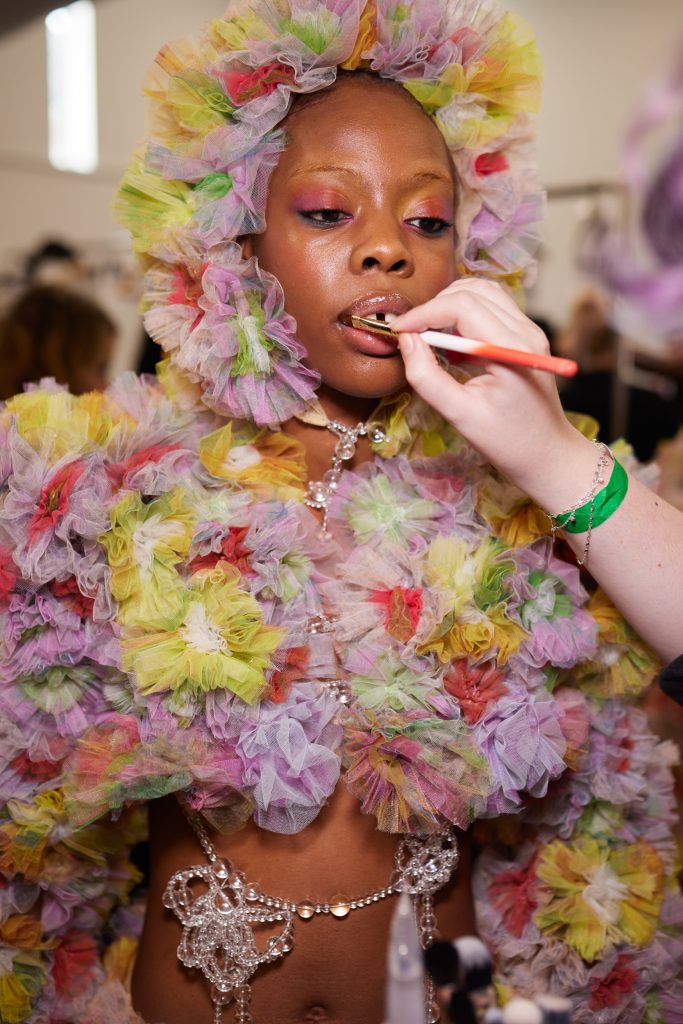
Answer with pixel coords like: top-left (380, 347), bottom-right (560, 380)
top-left (391, 278), bottom-right (596, 512)
top-left (393, 276), bottom-right (683, 666)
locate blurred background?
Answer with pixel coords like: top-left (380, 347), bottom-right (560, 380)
top-left (0, 0), bottom-right (682, 461)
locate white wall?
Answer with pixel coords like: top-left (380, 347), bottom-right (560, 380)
top-left (0, 0), bottom-right (681, 349)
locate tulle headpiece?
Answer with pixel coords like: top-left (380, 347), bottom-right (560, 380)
top-left (117, 0), bottom-right (544, 426)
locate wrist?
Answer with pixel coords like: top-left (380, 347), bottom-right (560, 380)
top-left (511, 426), bottom-right (602, 516)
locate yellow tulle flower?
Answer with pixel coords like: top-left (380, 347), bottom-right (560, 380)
top-left (418, 537), bottom-right (492, 662)
top-left (5, 391), bottom-right (94, 465)
top-left (115, 150), bottom-right (194, 258)
top-left (341, 0), bottom-right (376, 69)
top-left (199, 422), bottom-right (306, 499)
top-left (535, 836), bottom-right (665, 962)
top-left (0, 791), bottom-right (65, 879)
top-left (75, 390), bottom-right (131, 450)
top-left (572, 589), bottom-right (659, 699)
top-left (477, 473), bottom-right (550, 547)
top-left (122, 563), bottom-right (284, 703)
top-left (102, 488), bottom-right (196, 631)
top-left (144, 38), bottom-right (229, 151)
top-left (103, 935), bottom-right (139, 986)
top-left (405, 12), bottom-right (541, 148)
top-left (156, 358), bottom-right (204, 410)
top-left (0, 952), bottom-right (46, 1024)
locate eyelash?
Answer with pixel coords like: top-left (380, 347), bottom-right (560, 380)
top-left (299, 209), bottom-right (452, 237)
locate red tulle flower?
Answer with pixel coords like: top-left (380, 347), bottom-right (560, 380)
top-left (189, 526), bottom-right (253, 576)
top-left (443, 660), bottom-right (507, 725)
top-left (370, 586), bottom-right (424, 643)
top-left (475, 152), bottom-right (509, 176)
top-left (106, 443), bottom-right (183, 490)
top-left (0, 546), bottom-right (18, 606)
top-left (51, 576), bottom-right (96, 619)
top-left (589, 954), bottom-right (639, 1010)
top-left (28, 460), bottom-right (87, 541)
top-left (267, 646), bottom-right (310, 704)
top-left (52, 931), bottom-right (100, 999)
top-left (220, 63), bottom-right (296, 105)
top-left (487, 853), bottom-right (538, 937)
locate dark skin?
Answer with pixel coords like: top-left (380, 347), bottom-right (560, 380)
top-left (245, 75), bottom-right (458, 480)
top-left (132, 78), bottom-right (473, 1024)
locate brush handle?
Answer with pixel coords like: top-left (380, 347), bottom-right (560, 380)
top-left (420, 330), bottom-right (578, 378)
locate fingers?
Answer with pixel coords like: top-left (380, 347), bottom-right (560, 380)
top-left (392, 279), bottom-right (549, 356)
top-left (397, 332), bottom-right (474, 428)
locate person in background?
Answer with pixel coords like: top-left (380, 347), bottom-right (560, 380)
top-left (0, 283), bottom-right (116, 398)
top-left (555, 287), bottom-right (681, 460)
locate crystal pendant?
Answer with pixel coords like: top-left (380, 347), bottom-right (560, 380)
top-left (164, 857), bottom-right (295, 1012)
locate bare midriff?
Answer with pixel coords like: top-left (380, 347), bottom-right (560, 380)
top-left (131, 785), bottom-right (475, 1024)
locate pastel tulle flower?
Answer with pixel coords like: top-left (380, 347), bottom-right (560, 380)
top-left (143, 242), bottom-right (320, 427)
top-left (476, 687), bottom-right (567, 813)
top-left (535, 836), bottom-right (665, 962)
top-left (102, 487), bottom-right (196, 630)
top-left (198, 421), bottom-right (306, 498)
top-left (508, 541), bottom-right (599, 670)
top-left (343, 707), bottom-right (490, 832)
top-left (330, 461), bottom-right (447, 549)
top-left (225, 683), bottom-right (342, 833)
top-left (0, 588), bottom-right (119, 686)
top-left (121, 563), bottom-right (284, 703)
top-left (572, 588), bottom-right (659, 699)
top-left (1, 439), bottom-right (112, 594)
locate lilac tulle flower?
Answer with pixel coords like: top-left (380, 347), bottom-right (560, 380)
top-left (143, 242), bottom-right (320, 427)
top-left (476, 686), bottom-right (567, 813)
top-left (227, 683), bottom-right (342, 833)
top-left (507, 540), bottom-right (598, 670)
top-left (148, 128), bottom-right (286, 245)
top-left (0, 588), bottom-right (120, 685)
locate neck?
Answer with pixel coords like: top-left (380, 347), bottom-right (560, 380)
top-left (283, 384), bottom-right (384, 483)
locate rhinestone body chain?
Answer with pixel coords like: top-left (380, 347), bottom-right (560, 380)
top-left (163, 807), bottom-right (458, 1024)
top-left (303, 419), bottom-right (388, 536)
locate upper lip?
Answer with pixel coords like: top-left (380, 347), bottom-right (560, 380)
top-left (337, 292), bottom-right (413, 322)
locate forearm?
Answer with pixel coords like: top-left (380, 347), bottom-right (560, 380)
top-left (518, 427), bottom-right (683, 663)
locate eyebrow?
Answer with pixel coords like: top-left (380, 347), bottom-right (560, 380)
top-left (290, 165), bottom-right (454, 187)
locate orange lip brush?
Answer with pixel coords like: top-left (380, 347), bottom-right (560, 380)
top-left (341, 314), bottom-right (578, 378)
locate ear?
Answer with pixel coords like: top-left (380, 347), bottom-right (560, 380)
top-left (239, 235), bottom-right (254, 259)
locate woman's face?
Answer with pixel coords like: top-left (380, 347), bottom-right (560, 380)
top-left (246, 77), bottom-right (458, 401)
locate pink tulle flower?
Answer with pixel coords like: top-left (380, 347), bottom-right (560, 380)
top-left (144, 242), bottom-right (320, 427)
top-left (1, 433), bottom-right (113, 599)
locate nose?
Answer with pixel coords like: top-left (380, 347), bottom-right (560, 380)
top-left (350, 210), bottom-right (414, 278)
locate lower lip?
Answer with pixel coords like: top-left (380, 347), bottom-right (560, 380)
top-left (337, 320), bottom-right (400, 357)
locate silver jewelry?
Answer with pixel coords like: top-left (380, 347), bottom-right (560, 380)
top-left (164, 806), bottom-right (458, 1024)
top-left (304, 419), bottom-right (388, 537)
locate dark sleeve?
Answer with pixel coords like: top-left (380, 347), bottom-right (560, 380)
top-left (659, 654), bottom-right (683, 706)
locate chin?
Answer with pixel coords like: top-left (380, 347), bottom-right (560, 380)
top-left (321, 361), bottom-right (408, 401)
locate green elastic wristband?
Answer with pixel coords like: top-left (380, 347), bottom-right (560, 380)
top-left (559, 456), bottom-right (628, 534)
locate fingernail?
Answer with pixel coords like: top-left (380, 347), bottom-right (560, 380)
top-left (399, 333), bottom-right (414, 355)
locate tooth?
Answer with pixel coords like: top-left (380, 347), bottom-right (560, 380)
top-left (384, 314), bottom-right (397, 323)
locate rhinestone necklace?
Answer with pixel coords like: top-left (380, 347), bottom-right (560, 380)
top-left (164, 806), bottom-right (458, 1024)
top-left (303, 418), bottom-right (388, 536)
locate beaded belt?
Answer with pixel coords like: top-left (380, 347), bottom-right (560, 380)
top-left (163, 806), bottom-right (459, 1024)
